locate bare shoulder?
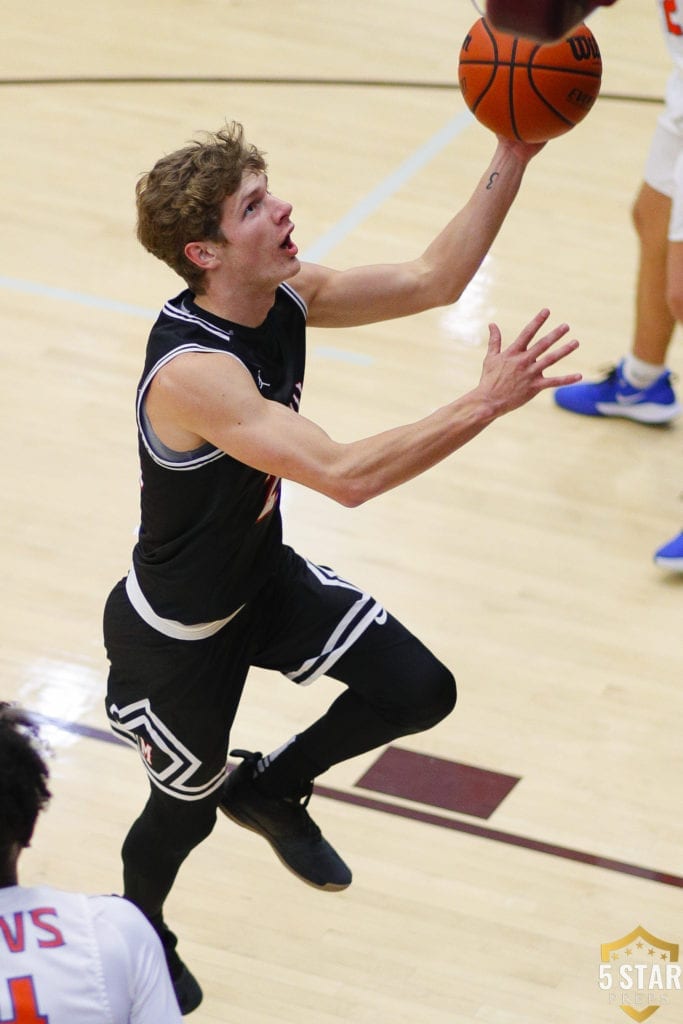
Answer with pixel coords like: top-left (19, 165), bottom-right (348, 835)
top-left (147, 349), bottom-right (260, 450)
top-left (152, 349), bottom-right (256, 403)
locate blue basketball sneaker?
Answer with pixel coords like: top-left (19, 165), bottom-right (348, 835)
top-left (654, 530), bottom-right (683, 571)
top-left (554, 361), bottom-right (680, 423)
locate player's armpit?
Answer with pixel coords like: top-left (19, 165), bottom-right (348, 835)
top-left (147, 350), bottom-right (349, 498)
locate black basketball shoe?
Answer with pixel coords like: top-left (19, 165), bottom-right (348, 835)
top-left (154, 918), bottom-right (203, 1015)
top-left (219, 749), bottom-right (352, 891)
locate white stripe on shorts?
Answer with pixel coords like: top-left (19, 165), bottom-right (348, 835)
top-left (286, 560), bottom-right (387, 685)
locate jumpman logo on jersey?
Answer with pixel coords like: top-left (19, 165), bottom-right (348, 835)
top-left (257, 369), bottom-right (271, 390)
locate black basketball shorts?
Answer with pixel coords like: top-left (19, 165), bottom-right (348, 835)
top-left (103, 545), bottom-right (387, 803)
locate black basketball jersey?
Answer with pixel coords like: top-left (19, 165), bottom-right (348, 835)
top-left (131, 283), bottom-right (306, 624)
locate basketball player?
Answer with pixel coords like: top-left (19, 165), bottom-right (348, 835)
top-left (0, 703), bottom-right (183, 1023)
top-left (103, 121), bottom-right (581, 1013)
top-left (554, 0), bottom-right (683, 570)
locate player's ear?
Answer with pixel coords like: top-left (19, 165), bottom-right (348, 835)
top-left (184, 242), bottom-right (220, 270)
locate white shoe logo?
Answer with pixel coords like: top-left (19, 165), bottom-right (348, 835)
top-left (615, 390), bottom-right (647, 405)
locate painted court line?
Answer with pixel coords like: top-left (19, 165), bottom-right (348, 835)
top-left (0, 274), bottom-right (156, 319)
top-left (33, 713), bottom-right (683, 890)
top-left (313, 784), bottom-right (683, 890)
top-left (0, 111), bottom-right (474, 314)
top-left (301, 110), bottom-right (474, 262)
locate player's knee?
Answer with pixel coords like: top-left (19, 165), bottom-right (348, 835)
top-left (417, 661), bottom-right (457, 729)
top-left (666, 280), bottom-right (683, 324)
top-left (387, 660), bottom-right (457, 733)
top-left (131, 787), bottom-right (219, 857)
top-left (631, 184), bottom-right (653, 239)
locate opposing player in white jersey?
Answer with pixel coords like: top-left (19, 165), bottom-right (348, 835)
top-left (554, 0), bottom-right (683, 568)
top-left (0, 703), bottom-right (183, 1023)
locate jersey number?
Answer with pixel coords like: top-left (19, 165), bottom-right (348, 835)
top-left (256, 474), bottom-right (281, 522)
top-left (1, 977), bottom-right (49, 1023)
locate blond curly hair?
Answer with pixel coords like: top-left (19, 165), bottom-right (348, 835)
top-left (136, 122), bottom-right (267, 294)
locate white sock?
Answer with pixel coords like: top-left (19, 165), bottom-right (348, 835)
top-left (622, 354), bottom-right (666, 389)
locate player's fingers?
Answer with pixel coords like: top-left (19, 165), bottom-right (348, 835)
top-left (538, 370), bottom-right (583, 389)
top-left (534, 338), bottom-right (581, 374)
top-left (532, 344), bottom-right (581, 391)
top-left (509, 308), bottom-right (552, 350)
top-left (486, 321), bottom-right (503, 354)
top-left (527, 322), bottom-right (572, 357)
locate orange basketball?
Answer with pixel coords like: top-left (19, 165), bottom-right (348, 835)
top-left (458, 17), bottom-right (602, 143)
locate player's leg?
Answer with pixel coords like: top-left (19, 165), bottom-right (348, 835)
top-left (219, 549), bottom-right (455, 889)
top-left (554, 121), bottom-right (681, 422)
top-left (120, 785), bottom-right (218, 920)
top-left (104, 577), bottom-right (251, 1013)
top-left (653, 144), bottom-right (683, 568)
top-left (256, 612), bottom-right (456, 786)
top-left (120, 783), bottom-right (217, 1012)
top-left (630, 182), bottom-right (675, 367)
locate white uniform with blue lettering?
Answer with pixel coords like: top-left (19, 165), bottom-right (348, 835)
top-left (0, 885), bottom-right (182, 1023)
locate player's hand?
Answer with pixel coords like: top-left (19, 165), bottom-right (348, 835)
top-left (495, 135), bottom-right (547, 163)
top-left (476, 308), bottom-right (581, 415)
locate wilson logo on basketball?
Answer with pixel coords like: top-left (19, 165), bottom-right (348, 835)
top-left (457, 16), bottom-right (603, 142)
top-left (566, 33), bottom-right (601, 60)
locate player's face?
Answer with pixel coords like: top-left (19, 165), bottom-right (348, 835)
top-left (217, 171), bottom-right (299, 287)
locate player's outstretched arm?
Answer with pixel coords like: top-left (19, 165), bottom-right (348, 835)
top-left (298, 138), bottom-right (544, 329)
top-left (151, 310), bottom-right (580, 508)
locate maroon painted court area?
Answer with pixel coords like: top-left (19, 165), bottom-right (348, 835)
top-left (355, 745), bottom-right (520, 819)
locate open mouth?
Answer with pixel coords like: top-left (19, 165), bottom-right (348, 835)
top-left (280, 232), bottom-right (298, 256)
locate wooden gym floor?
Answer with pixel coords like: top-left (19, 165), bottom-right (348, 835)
top-left (1, 1), bottom-right (681, 1021)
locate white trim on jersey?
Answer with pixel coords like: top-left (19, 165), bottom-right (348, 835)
top-left (136, 344), bottom-right (247, 471)
top-left (277, 280), bottom-right (308, 318)
top-left (138, 284), bottom-right (307, 470)
top-left (164, 284), bottom-right (307, 340)
top-left (125, 564), bottom-right (243, 640)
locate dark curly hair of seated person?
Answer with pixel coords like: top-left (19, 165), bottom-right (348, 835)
top-left (0, 703), bottom-right (51, 854)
